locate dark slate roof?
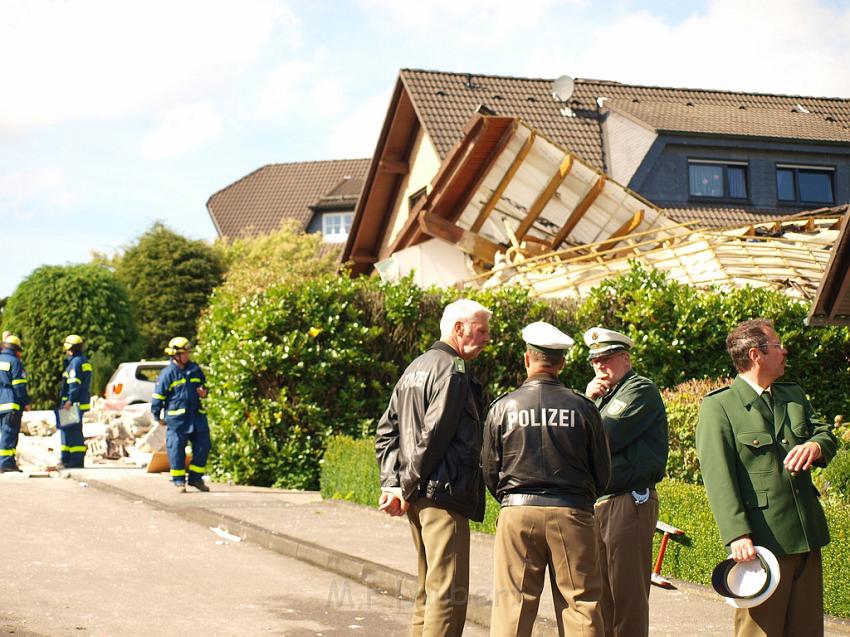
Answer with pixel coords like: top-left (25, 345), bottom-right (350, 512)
top-left (605, 99), bottom-right (850, 143)
top-left (400, 69), bottom-right (850, 170)
top-left (207, 159), bottom-right (371, 238)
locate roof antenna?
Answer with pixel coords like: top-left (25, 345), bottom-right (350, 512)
top-left (465, 73), bottom-right (478, 89)
top-left (551, 75), bottom-right (576, 117)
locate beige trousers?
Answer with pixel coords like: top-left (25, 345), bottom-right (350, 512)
top-left (491, 505), bottom-right (604, 637)
top-left (734, 549), bottom-right (823, 637)
top-left (595, 490), bottom-right (659, 637)
top-left (407, 499), bottom-right (470, 637)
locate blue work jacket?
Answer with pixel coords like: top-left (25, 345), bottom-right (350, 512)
top-left (0, 347), bottom-right (29, 413)
top-left (151, 360), bottom-right (209, 433)
top-left (60, 353), bottom-right (93, 412)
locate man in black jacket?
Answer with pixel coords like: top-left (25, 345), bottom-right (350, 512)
top-left (483, 321), bottom-right (610, 636)
top-left (376, 298), bottom-right (492, 637)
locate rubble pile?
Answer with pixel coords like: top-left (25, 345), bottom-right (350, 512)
top-left (21, 398), bottom-right (166, 466)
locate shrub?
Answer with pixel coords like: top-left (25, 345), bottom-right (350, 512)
top-left (114, 222), bottom-right (224, 358)
top-left (662, 377), bottom-right (731, 484)
top-left (3, 264), bottom-right (140, 407)
top-left (822, 449), bottom-right (850, 503)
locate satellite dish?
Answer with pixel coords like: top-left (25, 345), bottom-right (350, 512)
top-left (552, 75), bottom-right (575, 102)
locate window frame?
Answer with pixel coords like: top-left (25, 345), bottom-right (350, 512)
top-left (687, 159), bottom-right (750, 202)
top-left (775, 163), bottom-right (835, 205)
top-left (321, 211), bottom-right (354, 243)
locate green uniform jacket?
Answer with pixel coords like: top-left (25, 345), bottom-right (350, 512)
top-left (595, 369), bottom-right (668, 497)
top-left (696, 376), bottom-right (837, 555)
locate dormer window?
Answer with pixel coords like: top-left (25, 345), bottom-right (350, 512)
top-left (322, 212), bottom-right (353, 243)
top-left (688, 160), bottom-right (748, 200)
top-left (776, 164), bottom-right (834, 205)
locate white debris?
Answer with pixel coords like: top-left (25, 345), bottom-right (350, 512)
top-left (209, 527), bottom-right (242, 542)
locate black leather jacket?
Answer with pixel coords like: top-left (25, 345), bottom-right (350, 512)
top-left (376, 341), bottom-right (485, 521)
top-left (482, 374), bottom-right (611, 510)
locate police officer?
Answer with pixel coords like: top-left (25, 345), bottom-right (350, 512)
top-left (376, 298), bottom-right (491, 637)
top-left (152, 337), bottom-right (211, 492)
top-left (0, 334), bottom-right (30, 472)
top-left (697, 319), bottom-right (836, 636)
top-left (483, 322), bottom-right (610, 637)
top-left (583, 327), bottom-right (668, 637)
top-left (58, 334), bottom-right (92, 469)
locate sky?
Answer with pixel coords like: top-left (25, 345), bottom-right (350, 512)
top-left (3, 0), bottom-right (850, 298)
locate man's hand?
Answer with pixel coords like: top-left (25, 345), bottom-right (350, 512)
top-left (784, 441), bottom-right (822, 474)
top-left (196, 387), bottom-right (208, 398)
top-left (730, 535), bottom-right (756, 562)
top-left (378, 488), bottom-right (409, 516)
top-left (585, 376), bottom-right (610, 399)
top-left (62, 401), bottom-right (72, 410)
top-left (23, 404), bottom-right (31, 412)
top-left (159, 419), bottom-right (166, 428)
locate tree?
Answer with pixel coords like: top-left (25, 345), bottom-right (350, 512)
top-left (2, 264), bottom-right (141, 408)
top-left (114, 222), bottom-right (224, 358)
top-left (217, 219), bottom-right (341, 300)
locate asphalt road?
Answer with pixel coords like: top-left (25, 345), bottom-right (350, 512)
top-left (1, 476), bottom-right (488, 637)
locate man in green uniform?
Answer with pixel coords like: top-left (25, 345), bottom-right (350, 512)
top-left (583, 327), bottom-right (668, 637)
top-left (696, 318), bottom-right (837, 637)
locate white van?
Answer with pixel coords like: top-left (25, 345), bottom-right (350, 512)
top-left (104, 361), bottom-right (169, 406)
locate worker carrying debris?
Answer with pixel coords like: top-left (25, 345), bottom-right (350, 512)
top-left (151, 337), bottom-right (211, 492)
top-left (58, 334), bottom-right (92, 469)
top-left (0, 333), bottom-right (31, 472)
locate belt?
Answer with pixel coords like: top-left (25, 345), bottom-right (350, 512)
top-left (500, 493), bottom-right (593, 512)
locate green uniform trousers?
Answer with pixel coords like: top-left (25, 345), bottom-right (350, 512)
top-left (407, 499), bottom-right (470, 637)
top-left (491, 505), bottom-right (604, 637)
top-left (595, 490), bottom-right (659, 637)
top-left (733, 549), bottom-right (823, 637)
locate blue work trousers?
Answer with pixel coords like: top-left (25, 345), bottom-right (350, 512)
top-left (60, 422), bottom-right (86, 468)
top-left (0, 411), bottom-right (21, 470)
top-left (166, 427), bottom-right (211, 485)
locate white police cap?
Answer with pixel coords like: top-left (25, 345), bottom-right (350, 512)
top-left (711, 545), bottom-right (781, 609)
top-left (522, 321), bottom-right (574, 354)
top-left (583, 327), bottom-right (634, 360)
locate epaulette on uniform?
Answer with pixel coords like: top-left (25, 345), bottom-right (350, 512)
top-left (706, 386), bottom-right (731, 396)
top-left (489, 391), bottom-right (510, 408)
top-left (452, 357), bottom-right (466, 374)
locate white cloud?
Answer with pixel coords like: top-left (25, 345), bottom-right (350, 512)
top-left (0, 167), bottom-right (78, 220)
top-left (140, 102), bottom-right (223, 160)
top-left (252, 54), bottom-right (349, 122)
top-left (0, 0), bottom-right (300, 134)
top-left (527, 0), bottom-right (850, 96)
top-left (327, 89), bottom-right (392, 158)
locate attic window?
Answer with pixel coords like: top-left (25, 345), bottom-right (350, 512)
top-left (632, 98), bottom-right (640, 103)
top-left (793, 104), bottom-right (811, 114)
top-left (492, 94), bottom-right (504, 100)
top-left (435, 89), bottom-right (448, 97)
top-left (322, 212), bottom-right (353, 243)
top-left (738, 105), bottom-right (747, 110)
top-left (686, 101), bottom-right (695, 107)
top-left (527, 96), bottom-right (537, 103)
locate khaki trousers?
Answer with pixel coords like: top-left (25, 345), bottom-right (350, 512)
top-left (595, 490), bottom-right (659, 637)
top-left (491, 505), bottom-right (604, 637)
top-left (407, 499), bottom-right (470, 637)
top-left (733, 549), bottom-right (823, 637)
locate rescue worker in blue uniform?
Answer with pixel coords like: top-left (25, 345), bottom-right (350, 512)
top-left (58, 334), bottom-right (92, 469)
top-left (151, 337), bottom-right (211, 492)
top-left (0, 334), bottom-right (31, 472)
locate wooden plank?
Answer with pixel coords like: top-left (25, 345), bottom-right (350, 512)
top-left (378, 159), bottom-right (409, 174)
top-left (595, 210), bottom-right (645, 254)
top-left (549, 175), bottom-right (606, 249)
top-left (515, 155), bottom-right (574, 241)
top-left (419, 211), bottom-right (500, 265)
top-left (469, 130), bottom-right (536, 232)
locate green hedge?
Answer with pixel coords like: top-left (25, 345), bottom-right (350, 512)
top-left (320, 436), bottom-right (850, 618)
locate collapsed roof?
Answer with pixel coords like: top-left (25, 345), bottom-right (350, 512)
top-left (376, 114), bottom-right (844, 301)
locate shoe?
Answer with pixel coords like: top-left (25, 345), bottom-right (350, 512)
top-left (173, 482), bottom-right (186, 493)
top-left (188, 479), bottom-right (210, 492)
top-left (0, 465), bottom-right (22, 473)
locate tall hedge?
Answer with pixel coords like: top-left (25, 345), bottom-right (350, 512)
top-left (114, 222), bottom-right (224, 359)
top-left (2, 264), bottom-right (140, 407)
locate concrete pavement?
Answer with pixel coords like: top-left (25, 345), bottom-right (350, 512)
top-left (13, 440), bottom-right (850, 636)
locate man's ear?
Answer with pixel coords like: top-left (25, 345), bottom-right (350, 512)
top-left (524, 351), bottom-right (531, 369)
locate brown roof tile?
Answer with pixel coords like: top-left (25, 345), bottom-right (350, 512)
top-left (400, 69), bottom-right (850, 169)
top-left (661, 206), bottom-right (790, 228)
top-left (207, 159), bottom-right (370, 238)
top-left (605, 99), bottom-right (850, 143)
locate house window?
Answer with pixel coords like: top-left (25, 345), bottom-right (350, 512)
top-left (322, 212), bottom-right (353, 243)
top-left (688, 160), bottom-right (748, 200)
top-left (776, 164), bottom-right (834, 204)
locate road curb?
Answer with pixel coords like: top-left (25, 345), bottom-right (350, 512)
top-left (81, 478), bottom-right (540, 634)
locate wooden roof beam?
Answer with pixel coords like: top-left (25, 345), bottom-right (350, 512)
top-left (379, 158), bottom-right (409, 174)
top-left (419, 210), bottom-right (500, 265)
top-left (470, 131), bottom-right (536, 233)
top-left (514, 155), bottom-right (574, 242)
top-left (595, 210), bottom-right (645, 255)
top-left (550, 175), bottom-right (606, 250)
